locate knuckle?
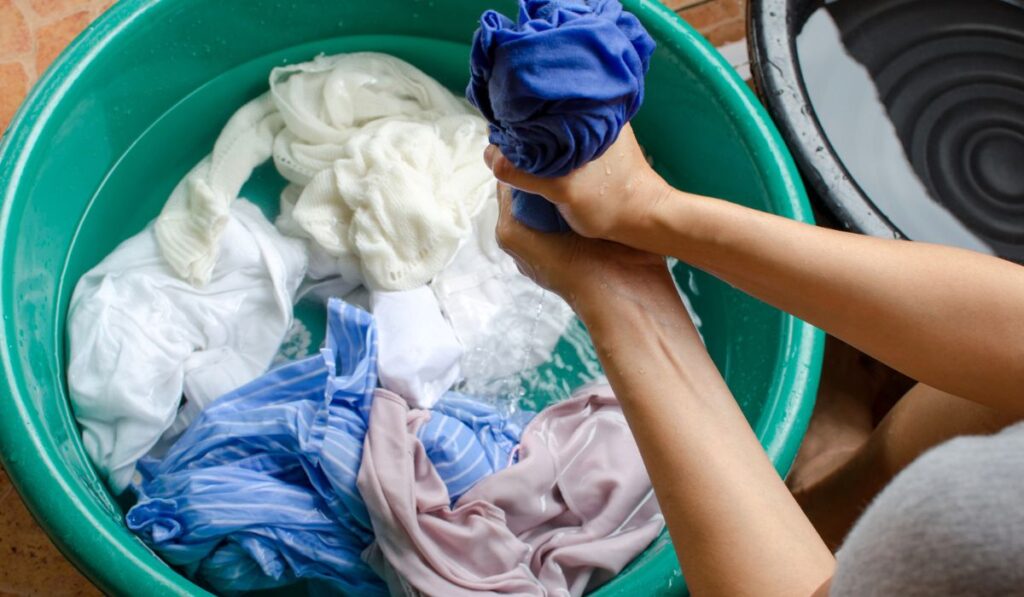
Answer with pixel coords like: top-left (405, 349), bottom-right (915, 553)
top-left (550, 178), bottom-right (572, 201)
top-left (495, 219), bottom-right (517, 251)
top-left (492, 156), bottom-right (514, 182)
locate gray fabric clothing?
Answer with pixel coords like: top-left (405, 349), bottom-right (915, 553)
top-left (832, 421), bottom-right (1024, 596)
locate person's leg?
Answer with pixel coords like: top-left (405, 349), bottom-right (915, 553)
top-left (787, 337), bottom-right (902, 497)
top-left (793, 383), bottom-right (1022, 549)
top-left (830, 421), bottom-right (1024, 596)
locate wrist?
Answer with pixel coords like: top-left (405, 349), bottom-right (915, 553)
top-left (573, 263), bottom-right (680, 330)
top-left (612, 172), bottom-right (675, 249)
top-left (623, 184), bottom-right (740, 270)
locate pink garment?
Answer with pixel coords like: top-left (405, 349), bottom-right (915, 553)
top-left (358, 385), bottom-right (664, 596)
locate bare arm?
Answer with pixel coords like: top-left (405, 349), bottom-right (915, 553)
top-left (485, 130), bottom-right (1024, 414)
top-left (634, 192), bottom-right (1024, 413)
top-left (493, 184), bottom-right (834, 597)
top-left (580, 268), bottom-right (835, 596)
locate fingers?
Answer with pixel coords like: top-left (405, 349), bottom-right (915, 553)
top-left (484, 145), bottom-right (564, 202)
top-left (495, 183), bottom-right (549, 256)
top-left (495, 183), bottom-right (537, 278)
top-left (495, 182), bottom-right (526, 254)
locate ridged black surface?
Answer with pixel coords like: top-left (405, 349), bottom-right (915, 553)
top-left (828, 0), bottom-right (1024, 259)
top-left (750, 0), bottom-right (905, 239)
top-left (750, 0), bottom-right (1024, 260)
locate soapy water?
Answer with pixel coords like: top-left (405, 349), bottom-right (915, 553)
top-left (457, 314), bottom-right (603, 415)
top-left (283, 260), bottom-right (703, 416)
top-left (284, 288), bottom-right (601, 414)
top-left (273, 319), bottom-right (313, 365)
top-left (432, 256), bottom-right (704, 414)
top-left (455, 260), bottom-right (702, 414)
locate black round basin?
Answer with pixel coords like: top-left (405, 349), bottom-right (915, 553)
top-left (748, 0), bottom-right (1024, 261)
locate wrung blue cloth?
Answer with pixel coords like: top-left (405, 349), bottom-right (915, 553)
top-left (467, 0), bottom-right (656, 232)
top-left (126, 299), bottom-right (532, 595)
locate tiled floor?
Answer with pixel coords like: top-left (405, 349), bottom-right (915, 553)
top-left (0, 466), bottom-right (102, 596)
top-left (665, 0), bottom-right (746, 46)
top-left (0, 0), bottom-right (115, 133)
top-left (0, 0), bottom-right (747, 594)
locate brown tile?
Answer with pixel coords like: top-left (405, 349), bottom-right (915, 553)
top-left (33, 10), bottom-right (90, 75)
top-left (0, 0), bottom-right (32, 57)
top-left (680, 0), bottom-right (744, 32)
top-left (0, 463), bottom-right (101, 596)
top-left (0, 61), bottom-right (29, 131)
top-left (661, 0), bottom-right (706, 11)
top-left (703, 16), bottom-right (746, 46)
top-left (0, 462), bottom-right (12, 504)
top-left (88, 0), bottom-right (115, 16)
top-left (27, 0), bottom-right (87, 18)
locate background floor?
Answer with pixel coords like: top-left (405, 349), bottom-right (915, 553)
top-left (0, 1), bottom-right (745, 594)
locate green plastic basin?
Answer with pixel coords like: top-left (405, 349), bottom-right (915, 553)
top-left (0, 0), bottom-right (823, 595)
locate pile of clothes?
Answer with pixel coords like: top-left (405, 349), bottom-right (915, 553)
top-left (67, 51), bottom-right (664, 595)
top-left (69, 52), bottom-right (576, 494)
top-left (124, 300), bottom-right (662, 595)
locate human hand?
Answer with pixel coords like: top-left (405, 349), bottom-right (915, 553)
top-left (484, 124), bottom-right (670, 241)
top-left (494, 183), bottom-right (676, 316)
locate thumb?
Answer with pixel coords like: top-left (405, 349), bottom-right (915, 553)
top-left (484, 145), bottom-right (563, 202)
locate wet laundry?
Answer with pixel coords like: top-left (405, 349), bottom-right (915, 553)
top-left (127, 299), bottom-right (536, 594)
top-left (270, 53), bottom-right (469, 185)
top-left (155, 94), bottom-right (285, 287)
top-left (157, 52), bottom-right (493, 291)
top-left (414, 390), bottom-right (535, 502)
top-left (358, 383), bottom-right (664, 597)
top-left (430, 196), bottom-right (574, 384)
top-left (128, 300), bottom-right (381, 595)
top-left (371, 287), bottom-right (463, 409)
top-left (286, 114), bottom-right (491, 291)
top-left (467, 0), bottom-right (656, 231)
top-left (155, 51), bottom-right (574, 394)
top-left (67, 200), bottom-right (307, 493)
top-left (65, 47), bottom-right (666, 597)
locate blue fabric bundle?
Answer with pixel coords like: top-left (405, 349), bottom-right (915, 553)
top-left (126, 299), bottom-right (533, 595)
top-left (467, 0), bottom-right (656, 232)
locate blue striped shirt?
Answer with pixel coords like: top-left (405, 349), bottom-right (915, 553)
top-left (419, 394), bottom-right (533, 502)
top-left (126, 299), bottom-right (533, 594)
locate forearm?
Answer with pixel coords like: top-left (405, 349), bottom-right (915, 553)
top-left (577, 272), bottom-right (834, 597)
top-left (621, 190), bottom-right (1024, 413)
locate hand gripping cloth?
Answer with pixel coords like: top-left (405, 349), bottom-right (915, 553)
top-left (467, 0), bottom-right (656, 232)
